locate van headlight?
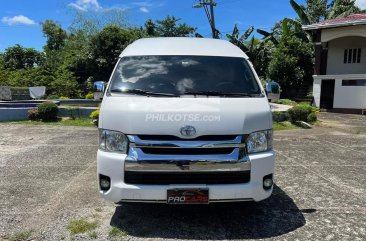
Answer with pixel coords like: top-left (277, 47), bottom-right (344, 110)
top-left (99, 129), bottom-right (128, 153)
top-left (246, 130), bottom-right (273, 154)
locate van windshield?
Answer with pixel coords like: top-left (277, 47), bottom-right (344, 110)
top-left (109, 55), bottom-right (262, 97)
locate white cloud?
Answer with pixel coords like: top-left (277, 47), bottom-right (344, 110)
top-left (1, 15), bottom-right (36, 25)
top-left (133, 1), bottom-right (165, 13)
top-left (139, 7), bottom-right (149, 13)
top-left (355, 0), bottom-right (366, 9)
top-left (68, 0), bottom-right (101, 11)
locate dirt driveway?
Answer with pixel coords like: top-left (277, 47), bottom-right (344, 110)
top-left (1, 113), bottom-right (365, 240)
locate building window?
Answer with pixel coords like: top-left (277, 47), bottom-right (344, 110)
top-left (342, 79), bottom-right (366, 86)
top-left (344, 48), bottom-right (361, 64)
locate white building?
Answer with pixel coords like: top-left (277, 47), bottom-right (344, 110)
top-left (303, 14), bottom-right (366, 114)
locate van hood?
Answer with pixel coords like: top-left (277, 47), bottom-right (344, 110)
top-left (100, 96), bottom-right (272, 137)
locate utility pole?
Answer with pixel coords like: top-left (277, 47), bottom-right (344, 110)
top-left (193, 0), bottom-right (219, 38)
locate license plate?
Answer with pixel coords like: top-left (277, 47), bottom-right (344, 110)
top-left (167, 189), bottom-right (209, 204)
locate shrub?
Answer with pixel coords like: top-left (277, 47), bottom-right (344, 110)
top-left (28, 107), bottom-right (39, 121)
top-left (90, 110), bottom-right (99, 120)
top-left (272, 111), bottom-right (290, 122)
top-left (86, 93), bottom-right (94, 99)
top-left (47, 94), bottom-right (59, 99)
top-left (67, 107), bottom-right (81, 120)
top-left (275, 99), bottom-right (297, 106)
top-left (38, 102), bottom-right (59, 121)
top-left (307, 112), bottom-right (317, 123)
top-left (59, 96), bottom-right (69, 100)
top-left (288, 103), bottom-right (317, 123)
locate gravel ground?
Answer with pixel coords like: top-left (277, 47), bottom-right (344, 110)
top-left (0, 112), bottom-right (365, 241)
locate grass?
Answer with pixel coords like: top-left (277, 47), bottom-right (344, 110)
top-left (5, 118), bottom-right (94, 127)
top-left (109, 226), bottom-right (127, 238)
top-left (275, 99), bottom-right (297, 106)
top-left (351, 129), bottom-right (361, 135)
top-left (61, 103), bottom-right (100, 107)
top-left (6, 230), bottom-right (33, 241)
top-left (89, 231), bottom-right (98, 239)
top-left (67, 218), bottom-right (98, 235)
top-left (273, 121), bottom-right (299, 131)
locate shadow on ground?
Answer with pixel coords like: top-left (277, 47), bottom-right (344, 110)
top-left (110, 185), bottom-right (306, 239)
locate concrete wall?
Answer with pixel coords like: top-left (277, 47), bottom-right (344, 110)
top-left (58, 107), bottom-right (98, 118)
top-left (0, 108), bottom-right (30, 121)
top-left (0, 107), bottom-right (98, 122)
top-left (313, 78), bottom-right (322, 107)
top-left (327, 37), bottom-right (366, 75)
top-left (313, 74), bottom-right (366, 110)
top-left (321, 25), bottom-right (366, 42)
top-left (334, 80), bottom-right (366, 109)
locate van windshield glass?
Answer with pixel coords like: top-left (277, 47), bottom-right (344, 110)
top-left (109, 56), bottom-right (262, 97)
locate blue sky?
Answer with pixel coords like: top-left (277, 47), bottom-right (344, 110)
top-left (1, 0), bottom-right (365, 52)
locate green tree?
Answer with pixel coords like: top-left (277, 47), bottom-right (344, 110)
top-left (226, 25), bottom-right (273, 78)
top-left (6, 68), bottom-right (54, 87)
top-left (144, 19), bottom-right (156, 36)
top-left (41, 20), bottom-right (68, 71)
top-left (153, 16), bottom-right (196, 37)
top-left (89, 26), bottom-right (134, 81)
top-left (61, 30), bottom-right (91, 84)
top-left (268, 35), bottom-right (313, 98)
top-left (306, 0), bottom-right (327, 23)
top-left (327, 0), bottom-right (364, 19)
top-left (3, 45), bottom-right (43, 69)
top-left (290, 0), bottom-right (364, 26)
top-left (246, 37), bottom-right (274, 78)
top-left (69, 8), bottom-right (128, 36)
top-left (42, 20), bottom-right (68, 51)
top-left (50, 67), bottom-right (80, 97)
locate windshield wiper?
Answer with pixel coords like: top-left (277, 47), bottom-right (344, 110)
top-left (183, 91), bottom-right (262, 97)
top-left (110, 88), bottom-right (179, 97)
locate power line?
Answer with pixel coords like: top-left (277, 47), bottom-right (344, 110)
top-left (193, 0), bottom-right (219, 38)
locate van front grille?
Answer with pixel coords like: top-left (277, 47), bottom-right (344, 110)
top-left (137, 135), bottom-right (238, 141)
top-left (140, 147), bottom-right (235, 155)
top-left (125, 135), bottom-right (249, 181)
top-left (124, 171), bottom-right (250, 185)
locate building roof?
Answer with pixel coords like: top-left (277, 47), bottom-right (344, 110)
top-left (302, 14), bottom-right (366, 30)
top-left (120, 37), bottom-right (248, 59)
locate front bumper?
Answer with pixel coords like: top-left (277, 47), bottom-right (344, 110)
top-left (97, 150), bottom-right (275, 203)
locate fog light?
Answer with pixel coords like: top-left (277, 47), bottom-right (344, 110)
top-left (99, 174), bottom-right (111, 191)
top-left (263, 174), bottom-right (273, 190)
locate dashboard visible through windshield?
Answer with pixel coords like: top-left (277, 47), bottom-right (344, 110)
top-left (109, 55), bottom-right (262, 97)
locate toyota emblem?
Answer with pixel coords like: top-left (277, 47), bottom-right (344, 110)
top-left (180, 126), bottom-right (196, 137)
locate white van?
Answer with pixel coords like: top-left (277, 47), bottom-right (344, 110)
top-left (97, 38), bottom-right (275, 204)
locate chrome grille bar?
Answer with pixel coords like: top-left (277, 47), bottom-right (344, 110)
top-left (125, 160), bottom-right (250, 172)
top-left (127, 135), bottom-right (244, 149)
top-left (125, 135), bottom-right (249, 174)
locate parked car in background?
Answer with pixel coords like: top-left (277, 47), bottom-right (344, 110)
top-left (97, 38), bottom-right (275, 204)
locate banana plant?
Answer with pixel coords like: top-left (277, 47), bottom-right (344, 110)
top-left (226, 25), bottom-right (254, 51)
top-left (290, 0), bottom-right (311, 25)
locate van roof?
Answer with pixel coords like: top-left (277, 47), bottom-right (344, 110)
top-left (120, 37), bottom-right (249, 59)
